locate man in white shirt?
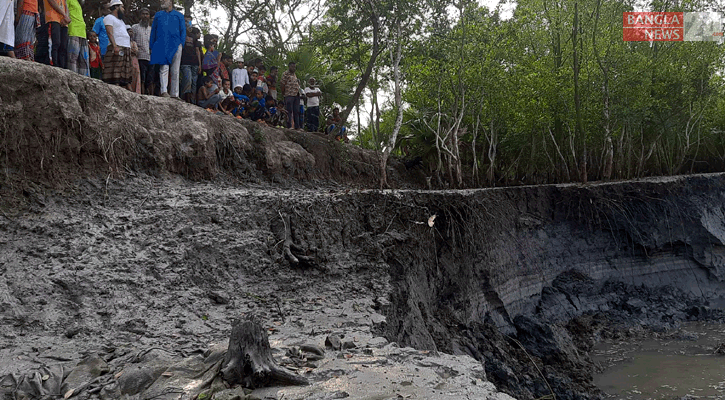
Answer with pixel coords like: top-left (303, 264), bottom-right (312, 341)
top-left (304, 78), bottom-right (322, 132)
top-left (232, 58), bottom-right (249, 91)
top-left (0, 0), bottom-right (15, 58)
top-left (103, 0), bottom-right (133, 89)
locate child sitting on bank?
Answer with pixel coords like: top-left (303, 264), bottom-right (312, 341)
top-left (248, 100), bottom-right (269, 124)
top-left (231, 84), bottom-right (249, 116)
top-left (326, 107), bottom-right (348, 141)
top-left (266, 96), bottom-right (281, 126)
top-left (219, 79), bottom-right (234, 99)
top-left (197, 76), bottom-right (223, 110)
top-left (218, 94), bottom-right (240, 116)
top-left (253, 87), bottom-right (266, 108)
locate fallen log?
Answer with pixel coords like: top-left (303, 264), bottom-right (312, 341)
top-left (221, 316), bottom-right (309, 388)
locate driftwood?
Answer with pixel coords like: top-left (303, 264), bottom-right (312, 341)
top-left (221, 317), bottom-right (309, 388)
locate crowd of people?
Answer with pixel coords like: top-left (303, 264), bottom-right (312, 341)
top-left (0, 0), bottom-right (347, 139)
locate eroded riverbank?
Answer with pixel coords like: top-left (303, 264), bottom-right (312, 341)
top-left (2, 173), bottom-right (725, 399)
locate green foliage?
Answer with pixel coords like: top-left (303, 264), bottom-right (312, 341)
top-left (188, 0), bottom-right (725, 184)
top-left (252, 126), bottom-right (265, 143)
top-left (397, 0), bottom-right (725, 184)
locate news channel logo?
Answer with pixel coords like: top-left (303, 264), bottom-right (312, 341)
top-left (623, 12), bottom-right (723, 42)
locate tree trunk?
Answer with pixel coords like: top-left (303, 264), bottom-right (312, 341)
top-left (222, 317), bottom-right (309, 388)
top-left (379, 25), bottom-right (404, 189)
top-left (333, 0), bottom-right (380, 138)
top-left (573, 1), bottom-right (586, 183)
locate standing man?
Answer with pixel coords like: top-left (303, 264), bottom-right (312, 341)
top-left (66, 0), bottom-right (89, 76)
top-left (103, 0), bottom-right (133, 89)
top-left (304, 77), bottom-right (322, 132)
top-left (150, 0), bottom-right (185, 98)
top-left (279, 61), bottom-right (301, 130)
top-left (37, 0), bottom-right (69, 66)
top-left (92, 1), bottom-right (110, 59)
top-left (131, 8), bottom-right (152, 94)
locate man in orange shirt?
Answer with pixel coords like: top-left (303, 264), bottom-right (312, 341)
top-left (37, 0), bottom-right (69, 67)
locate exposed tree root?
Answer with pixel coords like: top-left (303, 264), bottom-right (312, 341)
top-left (272, 212), bottom-right (317, 268)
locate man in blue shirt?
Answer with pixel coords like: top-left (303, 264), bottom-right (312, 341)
top-left (150, 0), bottom-right (185, 98)
top-left (92, 1), bottom-right (110, 57)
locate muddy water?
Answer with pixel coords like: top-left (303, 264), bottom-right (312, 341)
top-left (593, 323), bottom-right (725, 399)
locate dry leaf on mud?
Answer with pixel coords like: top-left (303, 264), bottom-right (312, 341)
top-left (162, 372), bottom-right (173, 377)
top-left (428, 215), bottom-right (436, 227)
top-left (63, 389), bottom-right (74, 399)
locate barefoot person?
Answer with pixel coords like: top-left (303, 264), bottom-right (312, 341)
top-left (103, 0), bottom-right (133, 90)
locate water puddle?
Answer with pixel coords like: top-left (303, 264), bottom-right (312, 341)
top-left (593, 323), bottom-right (725, 399)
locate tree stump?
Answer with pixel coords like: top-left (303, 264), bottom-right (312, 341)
top-left (221, 317), bottom-right (309, 388)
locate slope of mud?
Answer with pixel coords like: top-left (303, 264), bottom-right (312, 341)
top-left (2, 58), bottom-right (725, 400)
top-left (0, 57), bottom-right (424, 200)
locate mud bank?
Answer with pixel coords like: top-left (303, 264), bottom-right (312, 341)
top-left (2, 58), bottom-right (725, 399)
top-left (0, 57), bottom-right (424, 197)
top-left (3, 174), bottom-right (725, 399)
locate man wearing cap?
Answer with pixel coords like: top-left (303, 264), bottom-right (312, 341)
top-left (232, 58), bottom-right (248, 90)
top-left (150, 0), bottom-right (185, 98)
top-left (66, 0), bottom-right (89, 76)
top-left (304, 78), bottom-right (322, 132)
top-left (103, 0), bottom-right (133, 90)
top-left (131, 8), bottom-right (152, 94)
top-left (279, 61), bottom-right (302, 130)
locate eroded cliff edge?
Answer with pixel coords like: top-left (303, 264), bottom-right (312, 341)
top-left (367, 176), bottom-right (725, 399)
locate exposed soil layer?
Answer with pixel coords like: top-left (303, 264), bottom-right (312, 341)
top-left (2, 58), bottom-right (725, 400)
top-left (3, 175), bottom-right (725, 399)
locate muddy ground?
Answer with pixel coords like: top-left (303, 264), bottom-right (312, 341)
top-left (1, 177), bottom-right (526, 400)
top-left (3, 58), bottom-right (725, 400)
top-left (3, 175), bottom-right (725, 400)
